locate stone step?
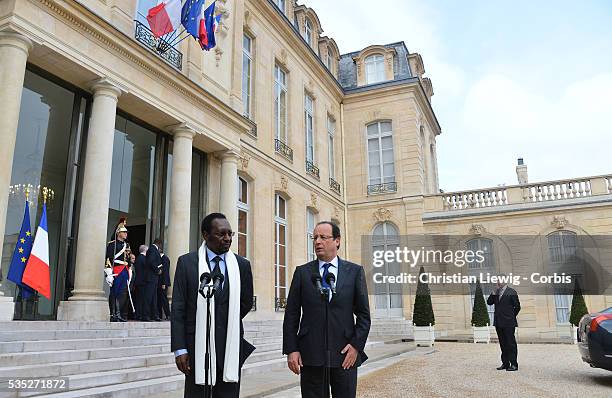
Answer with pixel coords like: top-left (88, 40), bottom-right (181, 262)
top-left (0, 328), bottom-right (171, 342)
top-left (28, 341), bottom-right (408, 398)
top-left (0, 321), bottom-right (171, 331)
top-left (0, 344), bottom-right (171, 366)
top-left (0, 336), bottom-right (171, 354)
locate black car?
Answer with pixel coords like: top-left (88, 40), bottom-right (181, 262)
top-left (577, 307), bottom-right (612, 371)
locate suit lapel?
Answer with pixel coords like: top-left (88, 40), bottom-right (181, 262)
top-left (334, 258), bottom-right (349, 296)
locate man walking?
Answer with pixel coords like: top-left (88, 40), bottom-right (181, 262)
top-left (133, 245), bottom-right (148, 320)
top-left (157, 251), bottom-right (171, 320)
top-left (283, 221), bottom-right (371, 398)
top-left (145, 239), bottom-right (163, 322)
top-left (487, 277), bottom-right (521, 371)
top-left (171, 213), bottom-right (255, 398)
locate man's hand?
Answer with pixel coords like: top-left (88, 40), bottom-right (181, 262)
top-left (287, 351), bottom-right (303, 375)
top-left (175, 353), bottom-right (190, 375)
top-left (341, 344), bottom-right (358, 370)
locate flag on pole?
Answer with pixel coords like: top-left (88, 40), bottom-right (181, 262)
top-left (202, 1), bottom-right (217, 50)
top-left (22, 203), bottom-right (51, 299)
top-left (6, 200), bottom-right (35, 299)
top-left (182, 0), bottom-right (206, 39)
top-left (146, 0), bottom-right (182, 38)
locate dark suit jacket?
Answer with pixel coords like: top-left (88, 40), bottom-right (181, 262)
top-left (487, 287), bottom-right (521, 327)
top-left (170, 251), bottom-right (255, 369)
top-left (134, 253), bottom-right (147, 287)
top-left (282, 258), bottom-right (371, 368)
top-left (158, 254), bottom-right (171, 287)
top-left (145, 245), bottom-right (162, 284)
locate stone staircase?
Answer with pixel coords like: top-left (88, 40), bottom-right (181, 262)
top-left (0, 318), bottom-right (413, 397)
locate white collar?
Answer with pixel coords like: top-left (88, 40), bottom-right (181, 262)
top-left (318, 256), bottom-right (339, 269)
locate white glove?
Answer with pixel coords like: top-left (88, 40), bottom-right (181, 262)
top-left (105, 275), bottom-right (114, 287)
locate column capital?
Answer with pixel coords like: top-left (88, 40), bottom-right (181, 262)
top-left (167, 122), bottom-right (197, 140)
top-left (219, 149), bottom-right (241, 162)
top-left (0, 31), bottom-right (33, 56)
top-left (89, 77), bottom-right (126, 99)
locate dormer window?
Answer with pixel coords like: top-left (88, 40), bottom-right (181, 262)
top-left (365, 54), bottom-right (385, 84)
top-left (304, 18), bottom-right (313, 46)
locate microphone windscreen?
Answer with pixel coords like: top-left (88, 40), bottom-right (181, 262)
top-left (200, 272), bottom-right (211, 283)
top-left (325, 272), bottom-right (335, 284)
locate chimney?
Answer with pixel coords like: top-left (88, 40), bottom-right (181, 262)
top-left (516, 158), bottom-right (528, 185)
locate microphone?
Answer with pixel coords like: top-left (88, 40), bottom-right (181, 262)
top-left (199, 272), bottom-right (211, 297)
top-left (325, 272), bottom-right (336, 295)
top-left (210, 272), bottom-right (224, 296)
top-left (311, 274), bottom-right (325, 296)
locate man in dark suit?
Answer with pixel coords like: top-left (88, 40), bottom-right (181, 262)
top-left (171, 213), bottom-right (254, 398)
top-left (487, 277), bottom-right (521, 371)
top-left (133, 245), bottom-right (148, 320)
top-left (157, 252), bottom-right (171, 320)
top-left (145, 239), bottom-right (163, 322)
top-left (283, 221), bottom-right (371, 398)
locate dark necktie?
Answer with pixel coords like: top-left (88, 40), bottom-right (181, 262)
top-left (322, 263), bottom-right (331, 289)
top-left (211, 256), bottom-right (223, 292)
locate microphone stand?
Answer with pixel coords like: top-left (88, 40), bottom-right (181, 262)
top-left (321, 287), bottom-right (331, 398)
top-left (199, 283), bottom-right (214, 398)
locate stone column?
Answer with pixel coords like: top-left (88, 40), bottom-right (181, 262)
top-left (0, 32), bottom-right (32, 320)
top-left (57, 78), bottom-right (123, 321)
top-left (166, 124), bottom-right (195, 300)
top-left (219, 150), bottom-right (240, 251)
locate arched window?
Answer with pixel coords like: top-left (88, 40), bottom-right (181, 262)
top-left (274, 194), bottom-right (288, 310)
top-left (372, 222), bottom-right (402, 316)
top-left (466, 238), bottom-right (494, 269)
top-left (326, 46), bottom-right (333, 70)
top-left (304, 18), bottom-right (313, 46)
top-left (548, 231), bottom-right (577, 264)
top-left (367, 121), bottom-right (395, 190)
top-left (365, 54), bottom-right (385, 84)
top-left (548, 231), bottom-right (578, 323)
top-left (237, 177), bottom-right (249, 258)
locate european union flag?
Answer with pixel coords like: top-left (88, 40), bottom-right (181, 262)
top-left (181, 0), bottom-right (206, 39)
top-left (6, 200), bottom-right (35, 299)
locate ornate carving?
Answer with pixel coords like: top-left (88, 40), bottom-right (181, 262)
top-left (551, 216), bottom-right (569, 230)
top-left (469, 224), bottom-right (486, 236)
top-left (280, 176), bottom-right (289, 190)
top-left (244, 10), bottom-right (251, 25)
top-left (279, 49), bottom-right (288, 65)
top-left (310, 193), bottom-right (319, 209)
top-left (334, 206), bottom-right (341, 219)
top-left (373, 208), bottom-right (392, 222)
top-left (215, 47), bottom-right (223, 67)
top-left (239, 153), bottom-right (250, 171)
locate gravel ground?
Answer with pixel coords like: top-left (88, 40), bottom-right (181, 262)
top-left (357, 342), bottom-right (612, 398)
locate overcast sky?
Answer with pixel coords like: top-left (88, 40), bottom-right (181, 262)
top-left (304, 0), bottom-right (612, 191)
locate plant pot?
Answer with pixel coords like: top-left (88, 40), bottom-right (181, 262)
top-left (413, 324), bottom-right (435, 347)
top-left (571, 325), bottom-right (578, 344)
top-left (472, 325), bottom-right (491, 343)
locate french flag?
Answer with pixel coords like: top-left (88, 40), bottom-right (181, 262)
top-left (147, 0), bottom-right (182, 38)
top-left (22, 204), bottom-right (51, 300)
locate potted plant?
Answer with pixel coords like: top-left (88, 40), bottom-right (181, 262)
top-left (471, 280), bottom-right (491, 343)
top-left (569, 279), bottom-right (588, 344)
top-left (412, 266), bottom-right (435, 346)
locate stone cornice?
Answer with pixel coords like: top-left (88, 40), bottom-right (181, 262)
top-left (344, 78), bottom-right (442, 135)
top-left (251, 0), bottom-right (343, 99)
top-left (24, 0), bottom-right (252, 137)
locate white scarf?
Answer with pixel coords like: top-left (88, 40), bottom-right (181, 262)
top-left (195, 244), bottom-right (241, 385)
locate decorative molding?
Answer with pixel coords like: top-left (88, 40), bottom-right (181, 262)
top-left (373, 208), bottom-right (392, 222)
top-left (334, 206), bottom-right (341, 220)
top-left (239, 153), bottom-right (250, 171)
top-left (469, 224), bottom-right (486, 236)
top-left (310, 193), bottom-right (319, 210)
top-left (215, 47), bottom-right (223, 67)
top-left (33, 0), bottom-right (248, 134)
top-left (280, 175), bottom-right (289, 191)
top-left (551, 216), bottom-right (569, 230)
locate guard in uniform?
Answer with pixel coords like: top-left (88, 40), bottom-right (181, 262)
top-left (104, 220), bottom-right (134, 322)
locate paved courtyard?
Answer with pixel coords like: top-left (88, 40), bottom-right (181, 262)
top-left (268, 342), bottom-right (612, 397)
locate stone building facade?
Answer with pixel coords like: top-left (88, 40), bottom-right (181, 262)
top-left (0, 0), bottom-right (610, 339)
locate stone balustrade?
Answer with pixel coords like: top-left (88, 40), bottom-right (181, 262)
top-left (424, 175), bottom-right (612, 213)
